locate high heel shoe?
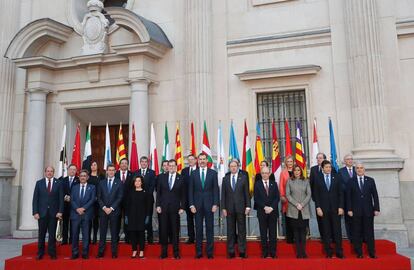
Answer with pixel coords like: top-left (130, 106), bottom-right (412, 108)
top-left (131, 252), bottom-right (137, 258)
top-left (139, 252), bottom-right (144, 259)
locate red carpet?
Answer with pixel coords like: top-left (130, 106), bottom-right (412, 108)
top-left (5, 240), bottom-right (411, 270)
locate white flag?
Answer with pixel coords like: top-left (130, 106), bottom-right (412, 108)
top-left (104, 123), bottom-right (112, 170)
top-left (216, 122), bottom-right (226, 187)
top-left (57, 124), bottom-right (67, 178)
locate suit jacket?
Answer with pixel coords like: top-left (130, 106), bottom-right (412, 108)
top-left (188, 167), bottom-right (220, 211)
top-left (313, 172), bottom-right (344, 213)
top-left (181, 167), bottom-right (194, 208)
top-left (61, 176), bottom-right (79, 198)
top-left (286, 179), bottom-right (311, 219)
top-left (346, 176), bottom-right (380, 217)
top-left (309, 165), bottom-right (322, 201)
top-left (32, 178), bottom-right (64, 218)
top-left (135, 168), bottom-right (157, 195)
top-left (97, 178), bottom-right (124, 216)
top-left (156, 173), bottom-right (186, 212)
top-left (253, 179), bottom-right (280, 213)
top-left (339, 166), bottom-right (355, 192)
top-left (70, 184), bottom-right (96, 220)
top-left (115, 170), bottom-right (134, 187)
top-left (221, 173), bottom-right (251, 214)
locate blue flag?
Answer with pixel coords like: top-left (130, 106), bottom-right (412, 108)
top-left (229, 121), bottom-right (240, 162)
top-left (329, 118), bottom-right (339, 172)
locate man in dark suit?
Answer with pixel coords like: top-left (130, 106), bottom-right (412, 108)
top-left (339, 154), bottom-right (355, 242)
top-left (254, 166), bottom-right (280, 258)
top-left (61, 164), bottom-right (79, 245)
top-left (156, 159), bottom-right (186, 259)
top-left (314, 160), bottom-right (344, 258)
top-left (135, 156), bottom-right (156, 244)
top-left (96, 164), bottom-right (124, 258)
top-left (222, 160), bottom-right (251, 258)
top-left (309, 153), bottom-right (326, 239)
top-left (70, 170), bottom-right (96, 259)
top-left (347, 162), bottom-right (380, 259)
top-left (188, 153), bottom-right (219, 259)
top-left (157, 160), bottom-right (170, 243)
top-left (32, 166), bottom-right (64, 260)
top-left (181, 154), bottom-right (197, 244)
top-left (115, 158), bottom-right (133, 243)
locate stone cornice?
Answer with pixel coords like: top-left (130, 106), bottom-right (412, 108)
top-left (235, 65), bottom-right (321, 81)
top-left (396, 19), bottom-right (414, 37)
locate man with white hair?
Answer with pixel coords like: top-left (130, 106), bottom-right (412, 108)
top-left (339, 154), bottom-right (355, 242)
top-left (346, 162), bottom-right (380, 259)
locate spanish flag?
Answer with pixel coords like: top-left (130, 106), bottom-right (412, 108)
top-left (175, 123), bottom-right (184, 173)
top-left (254, 122), bottom-right (265, 173)
top-left (242, 120), bottom-right (255, 195)
top-left (115, 123), bottom-right (127, 170)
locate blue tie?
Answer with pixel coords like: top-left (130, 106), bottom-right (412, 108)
top-left (232, 175), bottom-right (236, 191)
top-left (108, 179), bottom-right (112, 192)
top-left (169, 175), bottom-right (173, 190)
top-left (201, 169), bottom-right (205, 189)
top-left (80, 185), bottom-right (85, 202)
top-left (325, 175), bottom-right (331, 190)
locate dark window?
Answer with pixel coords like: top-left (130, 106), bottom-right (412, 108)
top-left (257, 90), bottom-right (309, 167)
top-left (104, 0), bottom-right (128, 7)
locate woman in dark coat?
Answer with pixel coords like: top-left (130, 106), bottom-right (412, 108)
top-left (87, 161), bottom-right (104, 244)
top-left (126, 175), bottom-right (152, 258)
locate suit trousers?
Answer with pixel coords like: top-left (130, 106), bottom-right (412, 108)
top-left (71, 216), bottom-right (91, 256)
top-left (352, 215), bottom-right (375, 256)
top-left (257, 209), bottom-right (278, 257)
top-left (185, 208), bottom-right (195, 241)
top-left (160, 208), bottom-right (180, 255)
top-left (37, 211), bottom-right (58, 257)
top-left (321, 212), bottom-right (343, 256)
top-left (98, 213), bottom-right (120, 255)
top-left (195, 207), bottom-right (214, 257)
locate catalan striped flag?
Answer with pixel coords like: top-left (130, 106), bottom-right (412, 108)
top-left (295, 120), bottom-right (307, 178)
top-left (175, 123), bottom-right (184, 173)
top-left (254, 122), bottom-right (265, 173)
top-left (190, 122), bottom-right (197, 156)
top-left (242, 120), bottom-right (255, 195)
top-left (115, 123), bottom-right (127, 170)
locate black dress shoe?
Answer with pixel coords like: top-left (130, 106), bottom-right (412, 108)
top-left (174, 255), bottom-right (181, 260)
top-left (82, 255), bottom-right (89, 260)
top-left (195, 254), bottom-right (203, 259)
top-left (336, 253), bottom-right (344, 259)
top-left (369, 254), bottom-right (378, 259)
top-left (70, 255), bottom-right (79, 260)
top-left (112, 254), bottom-right (118, 259)
top-left (50, 255), bottom-right (57, 260)
top-left (357, 254), bottom-right (364, 259)
top-left (207, 255), bottom-right (214, 259)
top-left (271, 254), bottom-right (277, 259)
top-left (36, 254), bottom-right (43, 260)
top-left (160, 254), bottom-right (167, 259)
top-left (227, 253), bottom-right (235, 259)
top-left (326, 254), bottom-right (333, 258)
top-left (96, 253), bottom-right (104, 259)
top-left (261, 254), bottom-right (268, 258)
top-left (239, 253), bottom-right (247, 259)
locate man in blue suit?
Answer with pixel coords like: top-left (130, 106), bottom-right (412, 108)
top-left (61, 164), bottom-right (79, 245)
top-left (70, 170), bottom-right (96, 259)
top-left (339, 154), bottom-right (355, 242)
top-left (347, 162), bottom-right (380, 259)
top-left (96, 164), bottom-right (124, 258)
top-left (188, 153), bottom-right (219, 259)
top-left (32, 166), bottom-right (64, 260)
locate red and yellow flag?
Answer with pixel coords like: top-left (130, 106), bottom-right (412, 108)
top-left (175, 123), bottom-right (184, 173)
top-left (254, 122), bottom-right (265, 173)
top-left (130, 122), bottom-right (139, 172)
top-left (242, 120), bottom-right (255, 195)
top-left (271, 119), bottom-right (282, 183)
top-left (295, 121), bottom-right (307, 178)
top-left (116, 123), bottom-right (127, 170)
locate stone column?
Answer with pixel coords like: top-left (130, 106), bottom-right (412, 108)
top-left (129, 79), bottom-right (150, 157)
top-left (344, 0), bottom-right (408, 247)
top-left (344, 0), bottom-right (394, 158)
top-left (185, 0), bottom-right (213, 139)
top-left (17, 89), bottom-right (49, 234)
top-left (0, 0), bottom-right (20, 236)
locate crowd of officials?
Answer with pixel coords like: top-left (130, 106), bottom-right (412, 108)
top-left (32, 153), bottom-right (380, 260)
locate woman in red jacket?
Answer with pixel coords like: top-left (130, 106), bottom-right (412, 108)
top-left (279, 155), bottom-right (294, 243)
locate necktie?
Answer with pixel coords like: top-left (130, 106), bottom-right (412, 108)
top-left (122, 172), bottom-right (126, 183)
top-left (264, 181), bottom-right (269, 196)
top-left (325, 175), bottom-right (331, 190)
top-left (201, 169), bottom-right (205, 189)
top-left (168, 174), bottom-right (172, 190)
top-left (190, 168), bottom-right (193, 175)
top-left (69, 177), bottom-right (73, 188)
top-left (47, 179), bottom-right (52, 194)
top-left (348, 168), bottom-right (353, 178)
top-left (359, 177), bottom-right (364, 191)
top-left (142, 169), bottom-right (146, 177)
top-left (108, 179), bottom-right (112, 192)
top-left (232, 175), bottom-right (236, 191)
top-left (80, 185), bottom-right (85, 201)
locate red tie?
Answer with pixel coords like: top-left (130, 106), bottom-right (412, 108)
top-left (122, 172), bottom-right (126, 183)
top-left (265, 181), bottom-right (269, 196)
top-left (47, 179), bottom-right (52, 194)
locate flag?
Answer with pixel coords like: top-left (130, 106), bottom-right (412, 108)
top-left (242, 120), bottom-right (255, 195)
top-left (329, 118), bottom-right (339, 172)
top-left (216, 122), bottom-right (226, 187)
top-left (71, 124), bottom-right (81, 173)
top-left (150, 123), bottom-right (160, 175)
top-left (201, 121), bottom-right (213, 168)
top-left (284, 119), bottom-right (292, 157)
top-left (130, 122), bottom-right (139, 172)
top-left (115, 123), bottom-right (127, 170)
top-left (82, 122), bottom-right (92, 172)
top-left (295, 121), bottom-right (307, 178)
top-left (190, 122), bottom-right (197, 156)
top-left (104, 123), bottom-right (112, 170)
top-left (254, 122), bottom-right (265, 173)
top-left (271, 119), bottom-right (282, 185)
top-left (311, 119), bottom-right (319, 167)
top-left (174, 123), bottom-right (184, 173)
top-left (57, 124), bottom-right (68, 178)
top-left (161, 122), bottom-right (170, 172)
top-left (228, 120), bottom-right (240, 162)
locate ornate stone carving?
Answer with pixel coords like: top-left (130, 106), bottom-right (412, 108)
top-left (80, 0), bottom-right (109, 55)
